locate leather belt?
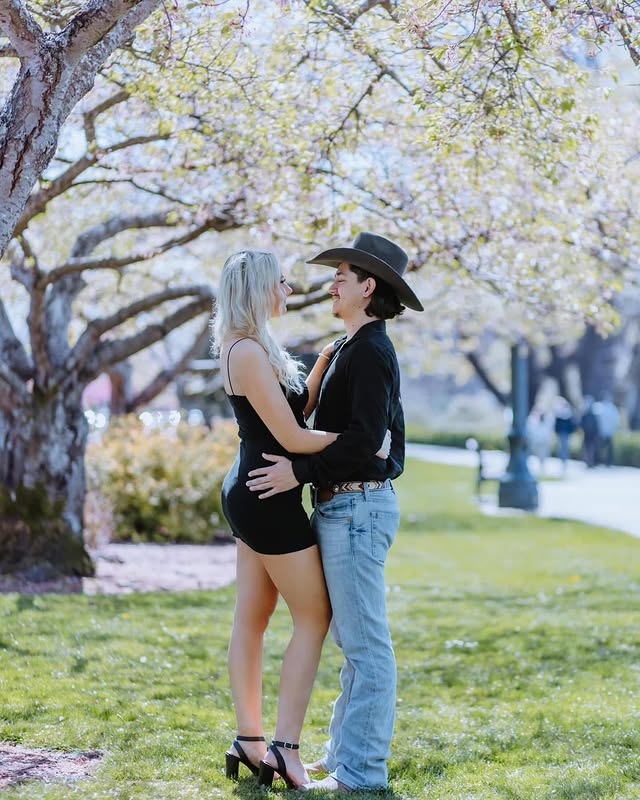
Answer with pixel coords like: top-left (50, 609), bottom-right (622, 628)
top-left (313, 479), bottom-right (391, 505)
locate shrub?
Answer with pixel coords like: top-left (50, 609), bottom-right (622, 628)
top-left (86, 416), bottom-right (238, 544)
top-left (405, 424), bottom-right (508, 452)
top-left (613, 430), bottom-right (640, 468)
top-left (405, 425), bottom-right (640, 468)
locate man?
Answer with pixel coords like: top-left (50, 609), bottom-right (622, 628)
top-left (580, 396), bottom-right (599, 468)
top-left (593, 394), bottom-right (620, 467)
top-left (246, 232), bottom-right (423, 792)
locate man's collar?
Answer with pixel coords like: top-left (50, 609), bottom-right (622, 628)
top-left (346, 319), bottom-right (386, 343)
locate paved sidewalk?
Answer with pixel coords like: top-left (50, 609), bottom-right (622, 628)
top-left (407, 443), bottom-right (640, 539)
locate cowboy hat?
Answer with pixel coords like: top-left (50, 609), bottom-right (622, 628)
top-left (306, 231), bottom-right (424, 312)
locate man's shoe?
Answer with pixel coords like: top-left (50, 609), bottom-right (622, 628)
top-left (304, 775), bottom-right (353, 792)
top-left (304, 758), bottom-right (329, 776)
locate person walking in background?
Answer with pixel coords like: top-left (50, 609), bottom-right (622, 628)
top-left (580, 396), bottom-right (600, 468)
top-left (245, 232), bottom-right (424, 792)
top-left (594, 393), bottom-right (620, 467)
top-left (554, 398), bottom-right (577, 475)
top-left (527, 407), bottom-right (555, 474)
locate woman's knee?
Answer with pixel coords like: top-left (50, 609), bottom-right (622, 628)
top-left (291, 601), bottom-right (332, 641)
top-left (234, 601), bottom-right (276, 634)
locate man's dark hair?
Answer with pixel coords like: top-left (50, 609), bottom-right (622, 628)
top-left (349, 265), bottom-right (405, 320)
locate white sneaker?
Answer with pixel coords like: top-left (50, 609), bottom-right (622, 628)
top-left (303, 775), bottom-right (353, 792)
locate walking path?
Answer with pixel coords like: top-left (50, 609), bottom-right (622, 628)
top-left (407, 443), bottom-right (640, 539)
top-left (82, 542), bottom-right (237, 595)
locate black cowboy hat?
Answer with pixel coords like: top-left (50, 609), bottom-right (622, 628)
top-left (306, 231), bottom-right (424, 312)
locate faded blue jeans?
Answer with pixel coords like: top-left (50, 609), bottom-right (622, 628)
top-left (311, 484), bottom-right (400, 790)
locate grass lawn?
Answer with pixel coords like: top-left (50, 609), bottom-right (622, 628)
top-left (1, 459), bottom-right (639, 799)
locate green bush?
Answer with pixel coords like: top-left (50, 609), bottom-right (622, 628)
top-left (405, 424), bottom-right (508, 452)
top-left (613, 430), bottom-right (640, 467)
top-left (86, 416), bottom-right (238, 544)
top-left (406, 424), bottom-right (640, 467)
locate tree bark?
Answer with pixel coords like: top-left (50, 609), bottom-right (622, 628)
top-left (464, 349), bottom-right (509, 406)
top-left (546, 344), bottom-right (574, 404)
top-left (626, 340), bottom-right (640, 430)
top-left (575, 324), bottom-right (622, 400)
top-left (125, 322), bottom-right (212, 412)
top-left (107, 363), bottom-right (132, 415)
top-left (0, 388), bottom-right (94, 579)
top-left (0, 0), bottom-right (162, 258)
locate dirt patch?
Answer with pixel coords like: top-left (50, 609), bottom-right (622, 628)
top-left (0, 743), bottom-right (102, 789)
top-left (0, 574), bottom-right (83, 594)
top-left (0, 541), bottom-right (237, 595)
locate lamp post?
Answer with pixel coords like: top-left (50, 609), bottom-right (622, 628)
top-left (498, 339), bottom-right (539, 510)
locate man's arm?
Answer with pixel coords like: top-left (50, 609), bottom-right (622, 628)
top-left (246, 430), bottom-right (391, 499)
top-left (246, 454), bottom-right (298, 499)
top-left (247, 341), bottom-right (394, 496)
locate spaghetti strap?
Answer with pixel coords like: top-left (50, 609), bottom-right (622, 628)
top-left (225, 338), bottom-right (249, 395)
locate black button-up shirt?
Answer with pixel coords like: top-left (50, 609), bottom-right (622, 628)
top-left (292, 319), bottom-right (405, 488)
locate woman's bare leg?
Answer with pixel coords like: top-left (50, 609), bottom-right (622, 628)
top-left (261, 544), bottom-right (331, 786)
top-left (227, 540), bottom-right (278, 766)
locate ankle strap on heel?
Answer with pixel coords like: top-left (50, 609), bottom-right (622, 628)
top-left (271, 739), bottom-right (299, 750)
top-left (236, 735), bottom-right (265, 742)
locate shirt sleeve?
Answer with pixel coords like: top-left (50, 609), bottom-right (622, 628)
top-left (292, 340), bottom-right (394, 487)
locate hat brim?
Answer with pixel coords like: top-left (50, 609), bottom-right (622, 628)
top-left (307, 247), bottom-right (424, 312)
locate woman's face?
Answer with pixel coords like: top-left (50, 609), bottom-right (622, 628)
top-left (272, 273), bottom-right (293, 317)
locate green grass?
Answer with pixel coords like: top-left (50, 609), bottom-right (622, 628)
top-left (1, 459), bottom-right (639, 799)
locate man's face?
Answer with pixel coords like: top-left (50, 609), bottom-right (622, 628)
top-left (328, 263), bottom-right (374, 319)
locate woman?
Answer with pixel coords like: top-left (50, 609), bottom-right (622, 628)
top-left (554, 397), bottom-right (577, 475)
top-left (212, 250), bottom-right (384, 789)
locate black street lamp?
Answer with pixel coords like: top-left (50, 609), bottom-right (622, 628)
top-left (498, 339), bottom-right (539, 510)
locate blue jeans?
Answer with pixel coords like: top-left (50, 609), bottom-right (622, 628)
top-left (557, 433), bottom-right (570, 465)
top-left (311, 485), bottom-right (400, 789)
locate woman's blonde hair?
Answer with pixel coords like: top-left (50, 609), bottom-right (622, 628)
top-left (211, 250), bottom-right (304, 395)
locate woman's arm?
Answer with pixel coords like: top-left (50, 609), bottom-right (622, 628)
top-left (303, 339), bottom-right (389, 455)
top-left (304, 341), bottom-right (334, 419)
top-left (229, 339), bottom-right (338, 454)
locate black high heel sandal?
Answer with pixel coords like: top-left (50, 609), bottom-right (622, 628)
top-left (225, 735), bottom-right (265, 780)
top-left (258, 739), bottom-right (302, 789)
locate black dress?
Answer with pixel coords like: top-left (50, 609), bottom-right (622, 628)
top-left (221, 385), bottom-right (316, 555)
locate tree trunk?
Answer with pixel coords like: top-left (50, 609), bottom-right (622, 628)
top-left (626, 340), bottom-right (640, 430)
top-left (546, 344), bottom-right (574, 405)
top-left (0, 386), bottom-right (94, 580)
top-left (464, 350), bottom-right (509, 406)
top-left (575, 324), bottom-right (622, 400)
top-left (107, 363), bottom-right (133, 415)
top-left (527, 345), bottom-right (543, 410)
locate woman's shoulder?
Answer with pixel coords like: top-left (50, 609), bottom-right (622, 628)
top-left (223, 337), bottom-right (267, 362)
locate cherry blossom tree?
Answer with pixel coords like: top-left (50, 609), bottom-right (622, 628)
top-left (2, 0), bottom-right (639, 577)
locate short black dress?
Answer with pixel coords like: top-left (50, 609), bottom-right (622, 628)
top-left (221, 385), bottom-right (316, 555)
